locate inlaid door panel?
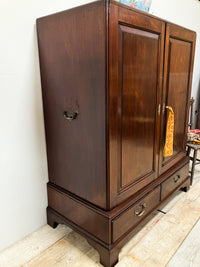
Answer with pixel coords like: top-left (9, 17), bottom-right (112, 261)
top-left (109, 3), bottom-right (165, 208)
top-left (159, 23), bottom-right (196, 174)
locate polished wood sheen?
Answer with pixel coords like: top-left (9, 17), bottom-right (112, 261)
top-left (121, 27), bottom-right (158, 188)
top-left (108, 3), bottom-right (165, 208)
top-left (112, 186), bottom-right (160, 242)
top-left (47, 184), bottom-right (110, 243)
top-left (161, 164), bottom-right (189, 201)
top-left (37, 1), bottom-right (196, 266)
top-left (159, 23), bottom-right (196, 174)
top-left (37, 1), bottom-right (107, 209)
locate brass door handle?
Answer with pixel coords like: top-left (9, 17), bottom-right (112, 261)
top-left (63, 111), bottom-right (78, 121)
top-left (174, 175), bottom-right (181, 183)
top-left (135, 203), bottom-right (146, 217)
top-left (163, 103), bottom-right (166, 113)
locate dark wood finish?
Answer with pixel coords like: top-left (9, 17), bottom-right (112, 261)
top-left (47, 184), bottom-right (110, 244)
top-left (159, 23), bottom-right (196, 175)
top-left (161, 164), bottom-right (189, 200)
top-left (120, 26), bottom-right (158, 188)
top-left (37, 1), bottom-right (107, 209)
top-left (108, 3), bottom-right (165, 208)
top-left (112, 186), bottom-right (160, 242)
top-left (37, 1), bottom-right (196, 266)
top-left (46, 174), bottom-right (190, 267)
top-left (87, 239), bottom-right (120, 267)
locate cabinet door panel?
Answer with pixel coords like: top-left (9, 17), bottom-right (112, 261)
top-left (159, 24), bottom-right (196, 174)
top-left (109, 4), bottom-right (165, 208)
top-left (121, 26), bottom-right (158, 188)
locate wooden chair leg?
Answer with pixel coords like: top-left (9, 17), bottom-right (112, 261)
top-left (186, 146), bottom-right (191, 157)
top-left (190, 149), bottom-right (197, 185)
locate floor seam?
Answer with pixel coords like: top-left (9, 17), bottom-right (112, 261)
top-left (21, 233), bottom-right (70, 266)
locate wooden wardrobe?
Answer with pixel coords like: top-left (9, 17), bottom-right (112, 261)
top-left (37, 1), bottom-right (196, 266)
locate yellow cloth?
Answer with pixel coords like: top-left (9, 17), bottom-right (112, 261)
top-left (163, 106), bottom-right (174, 157)
top-left (193, 139), bottom-right (200, 144)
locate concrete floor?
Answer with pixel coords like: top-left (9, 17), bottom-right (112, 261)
top-left (0, 161), bottom-right (200, 267)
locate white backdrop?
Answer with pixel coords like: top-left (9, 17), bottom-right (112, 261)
top-left (0, 0), bottom-right (94, 252)
top-left (0, 0), bottom-right (199, 252)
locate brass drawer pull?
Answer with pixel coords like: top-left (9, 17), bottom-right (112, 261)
top-left (63, 111), bottom-right (78, 121)
top-left (135, 203), bottom-right (146, 217)
top-left (174, 175), bottom-right (181, 183)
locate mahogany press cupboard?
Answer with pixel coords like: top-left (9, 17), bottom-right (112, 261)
top-left (37, 1), bottom-right (196, 266)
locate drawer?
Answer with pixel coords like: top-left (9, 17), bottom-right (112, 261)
top-left (112, 186), bottom-right (160, 242)
top-left (161, 164), bottom-right (189, 201)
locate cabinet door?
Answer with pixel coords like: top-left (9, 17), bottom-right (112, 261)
top-left (159, 23), bottom-right (196, 174)
top-left (108, 3), bottom-right (165, 208)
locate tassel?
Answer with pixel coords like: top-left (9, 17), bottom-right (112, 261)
top-left (163, 106), bottom-right (174, 157)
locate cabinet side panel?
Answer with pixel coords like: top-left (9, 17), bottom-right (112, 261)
top-left (47, 186), bottom-right (110, 244)
top-left (37, 2), bottom-right (107, 208)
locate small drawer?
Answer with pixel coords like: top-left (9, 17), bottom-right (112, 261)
top-left (161, 164), bottom-right (189, 201)
top-left (112, 186), bottom-right (160, 242)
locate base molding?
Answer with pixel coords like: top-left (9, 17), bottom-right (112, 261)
top-left (47, 174), bottom-right (191, 267)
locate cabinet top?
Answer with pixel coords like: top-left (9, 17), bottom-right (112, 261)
top-left (37, 0), bottom-right (196, 37)
top-left (109, 0), bottom-right (196, 35)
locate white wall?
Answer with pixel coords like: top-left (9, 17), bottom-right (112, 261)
top-left (0, 0), bottom-right (94, 252)
top-left (0, 0), bottom-right (200, 252)
top-left (150, 0), bottom-right (200, 125)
